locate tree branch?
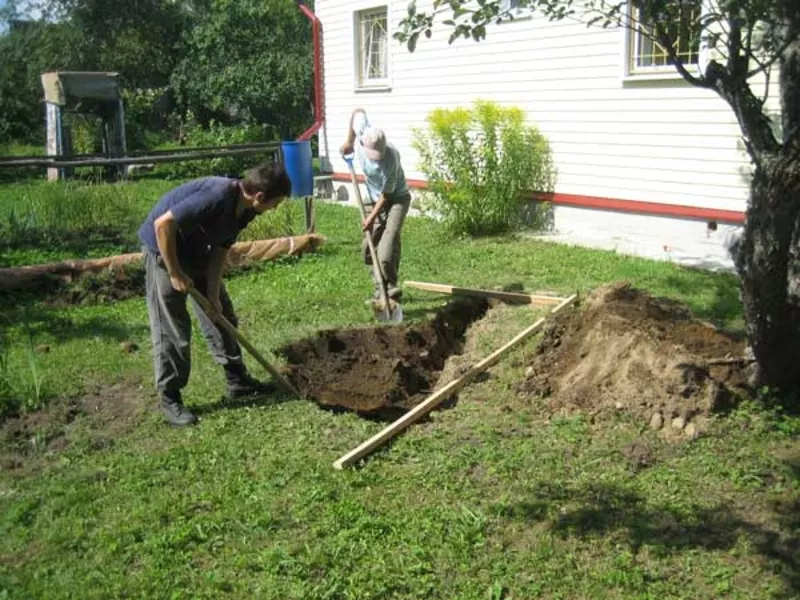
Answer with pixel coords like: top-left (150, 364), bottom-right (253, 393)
top-left (747, 33), bottom-right (800, 79)
top-left (653, 23), bottom-right (711, 89)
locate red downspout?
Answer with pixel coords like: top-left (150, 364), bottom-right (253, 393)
top-left (297, 2), bottom-right (324, 141)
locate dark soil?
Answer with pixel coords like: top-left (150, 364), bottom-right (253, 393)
top-left (0, 264), bottom-right (146, 309)
top-left (278, 297), bottom-right (490, 419)
top-left (519, 281), bottom-right (751, 438)
top-left (0, 379), bottom-right (149, 474)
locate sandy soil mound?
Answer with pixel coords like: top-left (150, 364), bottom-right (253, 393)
top-left (520, 282), bottom-right (751, 438)
top-left (279, 297), bottom-right (489, 419)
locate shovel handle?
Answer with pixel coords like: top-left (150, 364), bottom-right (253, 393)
top-left (343, 157), bottom-right (392, 321)
top-left (187, 287), bottom-right (303, 399)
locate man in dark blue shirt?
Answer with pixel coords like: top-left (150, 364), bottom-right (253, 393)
top-left (138, 162), bottom-right (292, 426)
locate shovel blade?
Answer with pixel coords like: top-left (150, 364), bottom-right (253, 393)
top-left (372, 298), bottom-right (404, 323)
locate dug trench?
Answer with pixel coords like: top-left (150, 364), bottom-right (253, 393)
top-left (278, 296), bottom-right (490, 421)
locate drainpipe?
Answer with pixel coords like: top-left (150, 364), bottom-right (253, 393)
top-left (297, 1), bottom-right (324, 141)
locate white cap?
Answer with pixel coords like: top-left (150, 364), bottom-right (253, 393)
top-left (360, 126), bottom-right (387, 161)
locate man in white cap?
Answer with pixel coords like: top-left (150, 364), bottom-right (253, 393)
top-left (340, 108), bottom-right (411, 303)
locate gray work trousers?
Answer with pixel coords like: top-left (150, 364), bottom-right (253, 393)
top-left (362, 192), bottom-right (411, 293)
top-left (144, 249), bottom-right (244, 396)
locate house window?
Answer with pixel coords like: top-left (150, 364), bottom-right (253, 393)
top-left (355, 6), bottom-right (389, 89)
top-left (628, 0), bottom-right (701, 74)
top-left (500, 0), bottom-right (522, 11)
top-left (500, 0), bottom-right (526, 16)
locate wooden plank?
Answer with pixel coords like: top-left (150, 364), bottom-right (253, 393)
top-left (333, 294), bottom-right (578, 470)
top-left (404, 280), bottom-right (566, 307)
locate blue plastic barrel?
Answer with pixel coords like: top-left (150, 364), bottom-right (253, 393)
top-left (281, 140), bottom-right (314, 198)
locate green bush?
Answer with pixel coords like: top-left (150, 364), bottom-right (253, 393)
top-left (151, 117), bottom-right (277, 180)
top-left (413, 100), bottom-right (557, 237)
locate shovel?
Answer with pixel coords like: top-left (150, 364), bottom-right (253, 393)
top-left (343, 155), bottom-right (403, 323)
top-left (188, 286), bottom-right (303, 399)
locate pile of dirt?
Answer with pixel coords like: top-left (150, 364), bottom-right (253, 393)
top-left (0, 380), bottom-right (148, 473)
top-left (278, 297), bottom-right (489, 419)
top-left (520, 282), bottom-right (751, 438)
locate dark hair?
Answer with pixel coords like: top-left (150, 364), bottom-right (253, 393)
top-left (241, 162), bottom-right (292, 199)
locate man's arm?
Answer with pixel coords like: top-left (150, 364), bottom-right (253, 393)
top-left (340, 108), bottom-right (367, 155)
top-left (205, 246), bottom-right (229, 315)
top-left (363, 193), bottom-right (388, 232)
top-left (154, 211), bottom-right (192, 292)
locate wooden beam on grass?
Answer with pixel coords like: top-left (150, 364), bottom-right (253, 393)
top-left (332, 293), bottom-right (578, 470)
top-left (404, 280), bottom-right (565, 307)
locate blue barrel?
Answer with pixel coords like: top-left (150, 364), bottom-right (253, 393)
top-left (281, 140), bottom-right (314, 198)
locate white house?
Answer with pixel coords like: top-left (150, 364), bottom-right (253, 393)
top-left (313, 0), bottom-right (777, 271)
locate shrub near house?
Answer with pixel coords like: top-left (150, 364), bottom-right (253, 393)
top-left (413, 101), bottom-right (556, 237)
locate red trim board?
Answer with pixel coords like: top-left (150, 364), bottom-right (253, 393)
top-left (329, 173), bottom-right (746, 225)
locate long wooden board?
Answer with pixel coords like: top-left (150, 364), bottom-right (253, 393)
top-left (404, 280), bottom-right (565, 306)
top-left (332, 294), bottom-right (578, 469)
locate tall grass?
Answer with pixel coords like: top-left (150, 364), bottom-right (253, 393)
top-left (0, 181), bottom-right (147, 248)
top-left (0, 180), bottom-right (306, 267)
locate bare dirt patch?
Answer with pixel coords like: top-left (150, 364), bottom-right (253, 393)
top-left (0, 379), bottom-right (149, 473)
top-left (519, 282), bottom-right (751, 438)
top-left (279, 297), bottom-right (489, 419)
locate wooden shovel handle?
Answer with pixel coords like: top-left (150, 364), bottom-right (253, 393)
top-left (188, 287), bottom-right (303, 399)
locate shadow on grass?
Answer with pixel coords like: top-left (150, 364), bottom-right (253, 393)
top-left (665, 269), bottom-right (742, 327)
top-left (0, 305), bottom-right (149, 345)
top-left (192, 388), bottom-right (295, 417)
top-left (498, 474), bottom-right (799, 596)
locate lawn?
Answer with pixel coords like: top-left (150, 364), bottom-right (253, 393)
top-left (0, 179), bottom-right (798, 600)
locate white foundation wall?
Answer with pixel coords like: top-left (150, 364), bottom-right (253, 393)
top-left (322, 180), bottom-right (741, 271)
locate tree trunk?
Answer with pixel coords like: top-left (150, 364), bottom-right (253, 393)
top-left (734, 144), bottom-right (800, 394)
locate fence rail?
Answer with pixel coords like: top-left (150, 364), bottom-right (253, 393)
top-left (0, 142), bottom-right (282, 169)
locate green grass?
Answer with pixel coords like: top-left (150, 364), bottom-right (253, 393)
top-left (0, 179), bottom-right (306, 267)
top-left (0, 180), bottom-right (797, 600)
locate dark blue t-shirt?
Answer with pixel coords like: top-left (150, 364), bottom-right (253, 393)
top-left (138, 177), bottom-right (256, 262)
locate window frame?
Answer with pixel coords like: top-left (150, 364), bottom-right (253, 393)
top-left (621, 0), bottom-right (708, 81)
top-left (353, 5), bottom-right (391, 92)
top-left (498, 0), bottom-right (532, 23)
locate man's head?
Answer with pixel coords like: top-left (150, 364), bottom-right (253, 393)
top-left (360, 127), bottom-right (387, 161)
top-left (240, 162), bottom-right (292, 213)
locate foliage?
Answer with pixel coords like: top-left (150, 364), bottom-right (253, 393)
top-left (413, 101), bottom-right (556, 237)
top-left (48, 0), bottom-right (186, 89)
top-left (0, 327), bottom-right (45, 418)
top-left (151, 118), bottom-right (277, 180)
top-left (170, 0), bottom-right (313, 138)
top-left (121, 87), bottom-right (174, 150)
top-left (0, 19), bottom-right (83, 143)
top-left (1, 0), bottom-right (313, 149)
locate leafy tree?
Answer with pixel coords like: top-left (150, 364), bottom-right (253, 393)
top-left (397, 0), bottom-right (800, 396)
top-left (0, 19), bottom-right (83, 141)
top-left (0, 0), bottom-right (186, 143)
top-left (51, 0), bottom-right (187, 89)
top-left (170, 0), bottom-right (313, 139)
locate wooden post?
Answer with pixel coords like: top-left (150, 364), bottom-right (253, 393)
top-left (45, 102), bottom-right (63, 182)
top-left (304, 196), bottom-right (315, 233)
top-left (404, 280), bottom-right (565, 307)
top-left (332, 294), bottom-right (578, 469)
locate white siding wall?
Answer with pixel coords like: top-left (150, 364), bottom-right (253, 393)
top-left (314, 0), bottom-right (781, 269)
